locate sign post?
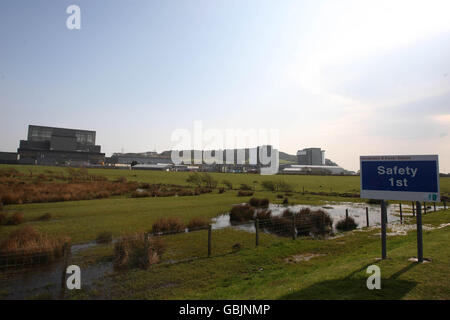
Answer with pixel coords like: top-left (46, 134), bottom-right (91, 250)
top-left (360, 155), bottom-right (440, 262)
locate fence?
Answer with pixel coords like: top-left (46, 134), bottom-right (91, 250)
top-left (0, 200), bottom-right (447, 299)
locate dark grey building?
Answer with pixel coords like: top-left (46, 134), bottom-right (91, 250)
top-left (296, 148), bottom-right (325, 165)
top-left (18, 125), bottom-right (105, 165)
top-left (0, 152), bottom-right (18, 164)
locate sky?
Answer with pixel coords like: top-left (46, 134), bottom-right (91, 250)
top-left (0, 0), bottom-right (449, 172)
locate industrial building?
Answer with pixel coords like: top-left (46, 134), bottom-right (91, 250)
top-left (17, 125), bottom-right (105, 166)
top-left (282, 165), bottom-right (346, 175)
top-left (296, 148), bottom-right (325, 165)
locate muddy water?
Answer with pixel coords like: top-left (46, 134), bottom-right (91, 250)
top-left (1, 201), bottom-right (444, 299)
top-left (211, 202), bottom-right (445, 232)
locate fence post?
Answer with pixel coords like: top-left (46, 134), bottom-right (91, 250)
top-left (60, 242), bottom-right (70, 300)
top-left (381, 200), bottom-right (387, 260)
top-left (292, 214), bottom-right (297, 240)
top-left (412, 202), bottom-right (415, 216)
top-left (345, 209), bottom-right (349, 229)
top-left (416, 201), bottom-right (423, 263)
top-left (255, 219), bottom-right (259, 247)
top-left (207, 224), bottom-right (212, 257)
top-left (399, 203), bottom-right (403, 224)
top-left (423, 202), bottom-right (427, 215)
top-left (366, 207), bottom-right (369, 227)
top-left (433, 202), bottom-right (436, 212)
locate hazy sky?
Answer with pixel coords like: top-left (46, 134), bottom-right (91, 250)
top-left (1, 0), bottom-right (449, 172)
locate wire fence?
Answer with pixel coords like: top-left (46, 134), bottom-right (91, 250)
top-left (0, 200), bottom-right (447, 299)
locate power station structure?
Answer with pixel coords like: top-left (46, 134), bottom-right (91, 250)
top-left (296, 148), bottom-right (325, 165)
top-left (17, 125), bottom-right (105, 165)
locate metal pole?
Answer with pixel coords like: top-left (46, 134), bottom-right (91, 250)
top-left (399, 203), bottom-right (403, 224)
top-left (255, 219), bottom-right (259, 247)
top-left (292, 214), bottom-right (297, 240)
top-left (381, 200), bottom-right (387, 260)
top-left (412, 202), bottom-right (415, 216)
top-left (416, 201), bottom-right (423, 263)
top-left (207, 224), bottom-right (212, 257)
top-left (366, 207), bottom-right (369, 227)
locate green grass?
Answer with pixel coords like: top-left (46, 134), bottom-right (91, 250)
top-left (65, 209), bottom-right (450, 300)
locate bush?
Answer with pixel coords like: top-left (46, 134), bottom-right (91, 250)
top-left (276, 194), bottom-right (284, 199)
top-left (237, 190), bottom-right (254, 197)
top-left (256, 209), bottom-right (272, 220)
top-left (114, 234), bottom-right (165, 270)
top-left (218, 187), bottom-right (225, 194)
top-left (230, 204), bottom-right (255, 222)
top-left (308, 210), bottom-right (333, 236)
top-left (187, 217), bottom-right (209, 230)
top-left (9, 212), bottom-right (24, 225)
top-left (177, 190), bottom-right (195, 196)
top-left (201, 173), bottom-right (218, 189)
top-left (239, 184), bottom-right (252, 191)
top-left (0, 213), bottom-right (7, 225)
top-left (152, 218), bottom-right (186, 233)
top-left (282, 197), bottom-right (289, 205)
top-left (186, 172), bottom-right (202, 187)
top-left (96, 231), bottom-right (113, 244)
top-left (261, 180), bottom-right (276, 191)
top-left (249, 197), bottom-right (269, 208)
top-left (0, 227), bottom-right (70, 267)
top-left (222, 180), bottom-right (233, 190)
top-left (38, 213), bottom-right (52, 221)
top-left (335, 216), bottom-right (358, 231)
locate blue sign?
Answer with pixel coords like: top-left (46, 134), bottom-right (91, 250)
top-left (360, 155), bottom-right (440, 202)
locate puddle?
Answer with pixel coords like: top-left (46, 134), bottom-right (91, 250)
top-left (211, 202), bottom-right (430, 232)
top-left (285, 253), bottom-right (326, 263)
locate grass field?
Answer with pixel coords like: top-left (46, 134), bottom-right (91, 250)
top-left (0, 164), bottom-right (449, 300)
top-left (63, 209), bottom-right (450, 300)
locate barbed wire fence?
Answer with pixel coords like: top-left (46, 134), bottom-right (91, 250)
top-left (0, 200), bottom-right (447, 299)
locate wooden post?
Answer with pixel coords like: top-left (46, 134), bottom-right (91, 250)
top-left (345, 209), bottom-right (349, 229)
top-left (366, 207), bottom-right (369, 227)
top-left (399, 203), bottom-right (403, 224)
top-left (292, 214), bottom-right (296, 240)
top-left (423, 202), bottom-right (427, 215)
top-left (208, 224), bottom-right (212, 257)
top-left (433, 202), bottom-right (436, 212)
top-left (255, 219), bottom-right (259, 247)
top-left (412, 202), bottom-right (415, 216)
top-left (60, 242), bottom-right (70, 300)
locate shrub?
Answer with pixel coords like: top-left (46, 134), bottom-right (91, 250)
top-left (249, 197), bottom-right (269, 208)
top-left (201, 173), bottom-right (218, 188)
top-left (308, 210), bottom-right (333, 236)
top-left (276, 194), bottom-right (284, 199)
top-left (222, 180), bottom-right (233, 190)
top-left (96, 231), bottom-right (113, 244)
top-left (256, 209), bottom-right (272, 220)
top-left (335, 217), bottom-right (358, 231)
top-left (277, 180), bottom-right (293, 192)
top-left (230, 204), bottom-right (255, 222)
top-left (177, 190), bottom-right (195, 196)
top-left (282, 197), bottom-right (289, 205)
top-left (9, 212), bottom-right (24, 225)
top-left (115, 176), bottom-right (127, 183)
top-left (38, 213), bottom-right (52, 221)
top-left (237, 190), bottom-right (254, 197)
top-left (282, 209), bottom-right (294, 217)
top-left (186, 172), bottom-right (202, 187)
top-left (239, 184), bottom-right (252, 191)
top-left (0, 213), bottom-right (6, 225)
top-left (152, 218), bottom-right (185, 234)
top-left (114, 234), bottom-right (165, 270)
top-left (187, 217), bottom-right (209, 230)
top-left (0, 227), bottom-right (70, 267)
top-left (218, 187), bottom-right (225, 194)
top-left (261, 180), bottom-right (276, 191)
